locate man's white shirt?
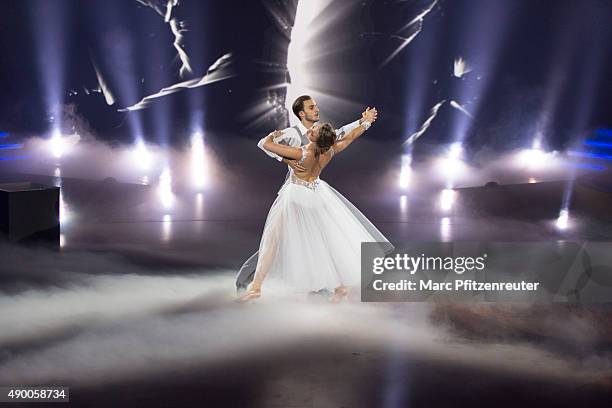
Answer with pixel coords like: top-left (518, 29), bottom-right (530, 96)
top-left (257, 119), bottom-right (361, 161)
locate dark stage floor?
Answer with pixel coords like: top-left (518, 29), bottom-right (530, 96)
top-left (1, 159), bottom-right (611, 407)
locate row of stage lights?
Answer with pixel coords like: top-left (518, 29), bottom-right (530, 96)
top-left (46, 129), bottom-right (209, 233)
top-left (133, 131), bottom-right (209, 212)
top-left (45, 128), bottom-right (578, 238)
top-left (397, 140), bottom-right (572, 231)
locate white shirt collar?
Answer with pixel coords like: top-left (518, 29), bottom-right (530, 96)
top-left (296, 121), bottom-right (310, 136)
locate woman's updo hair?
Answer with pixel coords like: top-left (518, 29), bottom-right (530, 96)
top-left (315, 123), bottom-right (335, 157)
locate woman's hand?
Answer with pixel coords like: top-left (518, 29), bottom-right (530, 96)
top-left (267, 130), bottom-right (283, 141)
top-left (361, 107), bottom-right (378, 124)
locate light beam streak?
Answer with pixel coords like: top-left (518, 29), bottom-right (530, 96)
top-left (450, 100), bottom-right (473, 118)
top-left (90, 55), bottom-right (116, 106)
top-left (400, 0), bottom-right (438, 31)
top-left (169, 17), bottom-right (192, 78)
top-left (119, 54), bottom-right (235, 111)
top-left (453, 57), bottom-right (472, 78)
top-left (377, 0), bottom-right (438, 68)
top-left (135, 0), bottom-right (192, 78)
top-left (403, 100), bottom-right (446, 146)
top-left (378, 21), bottom-right (423, 69)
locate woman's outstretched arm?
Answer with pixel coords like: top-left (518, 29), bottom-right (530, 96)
top-left (262, 130), bottom-right (303, 160)
top-left (332, 107), bottom-right (377, 155)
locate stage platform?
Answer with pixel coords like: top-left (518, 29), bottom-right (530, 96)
top-left (0, 171), bottom-right (611, 408)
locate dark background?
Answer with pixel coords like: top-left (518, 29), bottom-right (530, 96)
top-left (0, 0), bottom-right (610, 152)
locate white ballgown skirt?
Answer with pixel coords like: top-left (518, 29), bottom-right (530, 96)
top-left (254, 172), bottom-right (392, 292)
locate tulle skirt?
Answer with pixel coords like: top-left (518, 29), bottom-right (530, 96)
top-left (255, 175), bottom-right (391, 292)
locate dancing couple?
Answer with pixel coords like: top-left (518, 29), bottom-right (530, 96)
top-left (236, 95), bottom-right (392, 303)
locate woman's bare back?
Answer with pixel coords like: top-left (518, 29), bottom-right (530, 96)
top-left (292, 143), bottom-right (334, 182)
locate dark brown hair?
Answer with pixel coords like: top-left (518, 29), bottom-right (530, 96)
top-left (292, 95), bottom-right (312, 119)
top-left (315, 123), bottom-right (335, 157)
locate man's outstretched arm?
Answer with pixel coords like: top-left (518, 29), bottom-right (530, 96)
top-left (335, 107), bottom-right (376, 140)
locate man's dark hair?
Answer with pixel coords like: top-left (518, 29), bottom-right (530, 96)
top-left (292, 95), bottom-right (312, 119)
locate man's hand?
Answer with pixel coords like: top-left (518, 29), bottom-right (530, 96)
top-left (361, 107), bottom-right (378, 124)
top-left (283, 158), bottom-right (306, 172)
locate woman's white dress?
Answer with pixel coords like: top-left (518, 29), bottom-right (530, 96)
top-left (255, 146), bottom-right (392, 292)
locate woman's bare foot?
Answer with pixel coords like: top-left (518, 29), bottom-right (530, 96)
top-left (329, 286), bottom-right (348, 303)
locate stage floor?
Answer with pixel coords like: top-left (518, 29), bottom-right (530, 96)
top-left (1, 170), bottom-right (611, 407)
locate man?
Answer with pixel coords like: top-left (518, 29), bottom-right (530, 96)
top-left (235, 95), bottom-right (387, 290)
top-left (257, 95), bottom-right (370, 171)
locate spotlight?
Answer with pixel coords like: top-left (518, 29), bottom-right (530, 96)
top-left (528, 177), bottom-right (536, 184)
top-left (436, 144), bottom-right (467, 182)
top-left (158, 167), bottom-right (174, 209)
top-left (516, 148), bottom-right (545, 168)
top-left (49, 129), bottom-right (80, 159)
top-left (439, 189), bottom-right (456, 212)
top-left (556, 208), bottom-right (569, 230)
top-left (132, 140), bottom-right (152, 170)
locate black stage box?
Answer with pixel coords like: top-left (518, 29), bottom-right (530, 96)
top-left (0, 182), bottom-right (60, 244)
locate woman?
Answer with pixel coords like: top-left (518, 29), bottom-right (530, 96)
top-left (238, 108), bottom-right (390, 303)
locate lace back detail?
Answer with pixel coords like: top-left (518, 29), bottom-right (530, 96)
top-left (290, 173), bottom-right (320, 190)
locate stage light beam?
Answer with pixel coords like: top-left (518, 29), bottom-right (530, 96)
top-left (398, 154), bottom-right (412, 189)
top-left (190, 131), bottom-right (207, 190)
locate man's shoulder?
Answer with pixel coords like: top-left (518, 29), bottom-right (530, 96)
top-left (280, 126), bottom-right (300, 136)
top-left (281, 124), bottom-right (300, 131)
